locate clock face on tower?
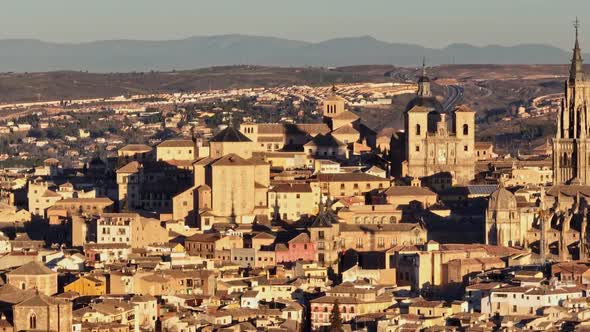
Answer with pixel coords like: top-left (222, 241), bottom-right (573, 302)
top-left (438, 149), bottom-right (446, 163)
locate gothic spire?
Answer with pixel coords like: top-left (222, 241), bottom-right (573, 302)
top-left (570, 17), bottom-right (584, 82)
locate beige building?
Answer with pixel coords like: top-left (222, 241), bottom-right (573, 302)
top-left (118, 144), bottom-right (153, 163)
top-left (13, 293), bottom-right (72, 332)
top-left (174, 127), bottom-right (270, 227)
top-left (156, 139), bottom-right (196, 161)
top-left (317, 172), bottom-right (390, 198)
top-left (269, 183), bottom-right (321, 221)
top-left (28, 179), bottom-right (97, 218)
top-left (502, 165), bottom-right (553, 186)
top-left (7, 261), bottom-right (58, 296)
top-left (474, 142), bottom-right (497, 161)
top-left (401, 65), bottom-right (475, 185)
top-left (96, 213), bottom-right (168, 249)
top-left (337, 204), bottom-right (402, 224)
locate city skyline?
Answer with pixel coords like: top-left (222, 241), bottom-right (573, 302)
top-left (2, 0), bottom-right (588, 50)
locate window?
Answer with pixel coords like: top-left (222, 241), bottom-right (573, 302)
top-left (416, 145), bottom-right (420, 152)
top-left (416, 124), bottom-right (421, 135)
top-left (29, 314), bottom-right (37, 330)
top-left (464, 145), bottom-right (468, 152)
top-left (463, 124), bottom-right (469, 135)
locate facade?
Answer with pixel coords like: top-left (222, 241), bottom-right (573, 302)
top-left (554, 26), bottom-right (590, 185)
top-left (156, 139), bottom-right (196, 161)
top-left (269, 183), bottom-right (320, 221)
top-left (13, 294), bottom-right (72, 332)
top-left (401, 64), bottom-right (475, 185)
top-left (316, 173), bottom-right (389, 198)
top-left (7, 261), bottom-right (58, 296)
top-left (485, 184), bottom-right (524, 247)
top-left (63, 275), bottom-right (106, 296)
top-left (483, 286), bottom-right (583, 315)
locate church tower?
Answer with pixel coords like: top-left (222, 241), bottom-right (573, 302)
top-left (554, 19), bottom-right (590, 185)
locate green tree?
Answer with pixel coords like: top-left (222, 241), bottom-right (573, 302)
top-left (329, 299), bottom-right (344, 332)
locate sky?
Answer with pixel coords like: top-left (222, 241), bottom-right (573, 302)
top-left (1, 0), bottom-right (588, 50)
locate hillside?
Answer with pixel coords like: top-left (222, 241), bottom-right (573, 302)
top-left (0, 35), bottom-right (585, 72)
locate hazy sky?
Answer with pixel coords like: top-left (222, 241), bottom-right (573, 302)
top-left (2, 0), bottom-right (588, 50)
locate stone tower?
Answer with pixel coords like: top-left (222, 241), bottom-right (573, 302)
top-left (554, 19), bottom-right (590, 185)
top-left (404, 61), bottom-right (475, 185)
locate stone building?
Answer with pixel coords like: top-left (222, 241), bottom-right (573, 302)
top-left (553, 25), bottom-right (590, 185)
top-left (6, 261), bottom-right (58, 296)
top-left (12, 292), bottom-right (72, 332)
top-left (394, 63), bottom-right (475, 184)
top-left (485, 184), bottom-right (590, 261)
top-left (485, 183), bottom-right (524, 247)
top-left (173, 127), bottom-right (270, 227)
top-left (156, 139), bottom-right (196, 161)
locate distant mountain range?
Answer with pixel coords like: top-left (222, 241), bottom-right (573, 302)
top-left (0, 35), bottom-right (584, 73)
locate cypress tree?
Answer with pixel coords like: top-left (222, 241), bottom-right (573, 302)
top-left (329, 299), bottom-right (344, 332)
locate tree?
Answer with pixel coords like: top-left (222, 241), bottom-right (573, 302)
top-left (329, 299), bottom-right (344, 332)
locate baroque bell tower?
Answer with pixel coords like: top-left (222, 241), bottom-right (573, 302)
top-left (554, 18), bottom-right (590, 185)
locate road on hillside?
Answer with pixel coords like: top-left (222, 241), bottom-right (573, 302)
top-left (442, 85), bottom-right (464, 111)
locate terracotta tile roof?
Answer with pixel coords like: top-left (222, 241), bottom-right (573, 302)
top-left (271, 183), bottom-right (312, 193)
top-left (210, 127), bottom-right (251, 142)
top-left (119, 144), bottom-right (152, 152)
top-left (317, 172), bottom-right (389, 183)
top-left (8, 261), bottom-right (56, 275)
top-left (116, 161), bottom-right (141, 173)
top-left (332, 110), bottom-right (359, 121)
top-left (185, 233), bottom-right (221, 243)
top-left (383, 186), bottom-right (436, 196)
top-left (332, 125), bottom-right (360, 135)
top-left (211, 154), bottom-right (254, 166)
top-left (157, 139), bottom-right (194, 148)
top-left (304, 133), bottom-right (346, 147)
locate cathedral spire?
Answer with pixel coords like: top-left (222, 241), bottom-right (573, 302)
top-left (570, 17), bottom-right (584, 82)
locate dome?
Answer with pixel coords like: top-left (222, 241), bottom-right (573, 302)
top-left (488, 187), bottom-right (517, 211)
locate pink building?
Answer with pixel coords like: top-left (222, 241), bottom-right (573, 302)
top-left (275, 233), bottom-right (316, 263)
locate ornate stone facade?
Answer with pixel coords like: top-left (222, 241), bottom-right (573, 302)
top-left (403, 65), bottom-right (475, 185)
top-left (553, 24), bottom-right (590, 185)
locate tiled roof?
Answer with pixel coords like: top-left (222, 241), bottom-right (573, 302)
top-left (119, 144), bottom-right (152, 152)
top-left (157, 139), bottom-right (194, 148)
top-left (8, 261), bottom-right (56, 275)
top-left (383, 186), bottom-right (436, 196)
top-left (210, 127), bottom-right (251, 142)
top-left (317, 172), bottom-right (389, 183)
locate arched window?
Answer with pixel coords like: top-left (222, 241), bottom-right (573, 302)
top-left (342, 306), bottom-right (347, 313)
top-left (416, 124), bottom-right (421, 135)
top-left (29, 313), bottom-right (37, 330)
top-left (463, 124), bottom-right (469, 135)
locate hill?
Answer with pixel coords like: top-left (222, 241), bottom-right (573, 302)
top-left (0, 35), bottom-right (584, 73)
